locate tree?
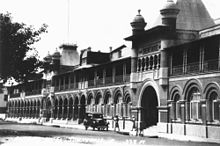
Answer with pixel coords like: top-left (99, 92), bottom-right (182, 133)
top-left (0, 13), bottom-right (48, 84)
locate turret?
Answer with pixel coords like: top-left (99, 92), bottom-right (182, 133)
top-left (52, 49), bottom-right (61, 71)
top-left (160, 0), bottom-right (180, 30)
top-left (130, 10), bottom-right (147, 35)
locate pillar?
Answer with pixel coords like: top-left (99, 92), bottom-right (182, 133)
top-left (183, 49), bottom-right (188, 74)
top-left (218, 38), bottom-right (220, 70)
top-left (159, 41), bottom-right (169, 85)
top-left (199, 45), bottom-right (205, 72)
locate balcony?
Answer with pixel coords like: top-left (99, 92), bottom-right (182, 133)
top-left (170, 59), bottom-right (220, 76)
top-left (25, 89), bottom-right (41, 96)
top-left (88, 74), bottom-right (130, 88)
top-left (10, 93), bottom-right (20, 98)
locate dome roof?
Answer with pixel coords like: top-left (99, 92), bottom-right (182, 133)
top-left (52, 49), bottom-right (61, 58)
top-left (162, 0), bottom-right (178, 10)
top-left (132, 10), bottom-right (146, 23)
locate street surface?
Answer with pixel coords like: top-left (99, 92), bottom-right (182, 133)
top-left (0, 120), bottom-right (219, 146)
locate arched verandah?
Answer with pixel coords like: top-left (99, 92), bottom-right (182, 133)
top-left (140, 86), bottom-right (159, 128)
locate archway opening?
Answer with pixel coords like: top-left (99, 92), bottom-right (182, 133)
top-left (104, 91), bottom-right (111, 117)
top-left (46, 99), bottom-right (52, 121)
top-left (63, 98), bottom-right (68, 119)
top-left (141, 86), bottom-right (158, 128)
top-left (95, 93), bottom-right (102, 113)
top-left (58, 98), bottom-right (63, 119)
top-left (73, 97), bottom-right (79, 120)
top-left (79, 95), bottom-right (86, 123)
top-left (54, 99), bottom-right (58, 119)
top-left (68, 98), bottom-right (73, 120)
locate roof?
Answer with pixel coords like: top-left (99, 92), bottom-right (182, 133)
top-left (154, 0), bottom-right (215, 31)
top-left (110, 45), bottom-right (126, 53)
top-left (165, 33), bottom-right (220, 50)
top-left (124, 25), bottom-right (170, 41)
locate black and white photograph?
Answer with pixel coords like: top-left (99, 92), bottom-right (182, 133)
top-left (0, 0), bottom-right (220, 145)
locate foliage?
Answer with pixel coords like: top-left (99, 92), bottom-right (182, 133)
top-left (0, 13), bottom-right (48, 84)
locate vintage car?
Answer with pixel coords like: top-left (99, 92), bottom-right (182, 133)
top-left (83, 112), bottom-right (109, 131)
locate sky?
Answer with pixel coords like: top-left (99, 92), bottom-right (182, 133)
top-left (1, 0), bottom-right (220, 59)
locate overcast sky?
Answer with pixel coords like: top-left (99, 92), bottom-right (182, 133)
top-left (1, 0), bottom-right (220, 58)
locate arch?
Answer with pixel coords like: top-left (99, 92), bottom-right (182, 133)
top-left (68, 95), bottom-right (73, 120)
top-left (63, 97), bottom-right (68, 119)
top-left (183, 78), bottom-right (203, 100)
top-left (95, 91), bottom-right (103, 105)
top-left (58, 97), bottom-right (63, 119)
top-left (113, 88), bottom-right (123, 104)
top-left (139, 80), bottom-right (160, 128)
top-left (73, 95), bottom-right (79, 120)
top-left (87, 91), bottom-right (94, 105)
top-left (46, 98), bottom-right (52, 121)
top-left (103, 89), bottom-right (112, 117)
top-left (123, 89), bottom-right (131, 103)
top-left (79, 94), bottom-right (86, 122)
top-left (170, 85), bottom-right (183, 101)
top-left (54, 98), bottom-right (59, 119)
top-left (140, 85), bottom-right (159, 128)
top-left (138, 79), bottom-right (160, 106)
top-left (203, 82), bottom-right (220, 100)
top-left (124, 90), bottom-right (132, 118)
top-left (103, 89), bottom-right (112, 104)
top-left (204, 82), bottom-right (220, 122)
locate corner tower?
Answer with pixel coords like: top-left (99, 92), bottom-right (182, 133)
top-left (154, 0), bottom-right (215, 31)
top-left (130, 10), bottom-right (147, 35)
top-left (160, 0), bottom-right (180, 30)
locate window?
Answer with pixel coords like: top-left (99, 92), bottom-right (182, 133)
top-left (118, 50), bottom-right (122, 58)
top-left (170, 92), bottom-right (180, 121)
top-left (207, 91), bottom-right (219, 122)
top-left (190, 92), bottom-right (202, 121)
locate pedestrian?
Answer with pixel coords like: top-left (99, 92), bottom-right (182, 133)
top-left (114, 115), bottom-right (120, 132)
top-left (131, 115), bottom-right (136, 131)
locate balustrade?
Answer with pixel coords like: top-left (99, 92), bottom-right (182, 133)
top-left (170, 59), bottom-right (220, 76)
top-left (137, 54), bottom-right (160, 72)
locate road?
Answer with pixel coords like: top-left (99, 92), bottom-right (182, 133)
top-left (0, 120), bottom-right (219, 146)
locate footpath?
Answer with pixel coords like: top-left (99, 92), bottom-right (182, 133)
top-left (4, 118), bottom-right (220, 144)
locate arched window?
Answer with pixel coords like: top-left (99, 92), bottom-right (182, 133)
top-left (186, 87), bottom-right (201, 121)
top-left (170, 91), bottom-right (181, 121)
top-left (124, 94), bottom-right (131, 118)
top-left (95, 93), bottom-right (102, 113)
top-left (103, 91), bottom-right (111, 117)
top-left (87, 93), bottom-right (94, 112)
top-left (207, 91), bottom-right (219, 122)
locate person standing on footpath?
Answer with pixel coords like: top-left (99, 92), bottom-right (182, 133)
top-left (114, 115), bottom-right (120, 132)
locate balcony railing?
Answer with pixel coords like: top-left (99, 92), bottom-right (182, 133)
top-left (10, 93), bottom-right (20, 98)
top-left (25, 89), bottom-right (41, 96)
top-left (170, 59), bottom-right (220, 76)
top-left (88, 74), bottom-right (130, 88)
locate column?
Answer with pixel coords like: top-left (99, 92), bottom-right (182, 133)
top-left (131, 46), bottom-right (138, 73)
top-left (218, 38), bottom-right (220, 70)
top-left (199, 45), bottom-right (205, 72)
top-left (169, 52), bottom-right (173, 75)
top-left (123, 62), bottom-right (126, 82)
top-left (112, 65), bottom-right (116, 83)
top-left (183, 49), bottom-right (188, 74)
top-left (103, 68), bottom-right (106, 85)
top-left (57, 107), bottom-right (59, 119)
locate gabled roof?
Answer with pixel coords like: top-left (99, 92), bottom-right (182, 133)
top-left (154, 0), bottom-right (215, 31)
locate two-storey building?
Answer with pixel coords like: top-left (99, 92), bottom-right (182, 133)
top-left (5, 0), bottom-right (220, 141)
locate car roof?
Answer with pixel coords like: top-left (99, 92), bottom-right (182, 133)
top-left (86, 112), bottom-right (103, 115)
